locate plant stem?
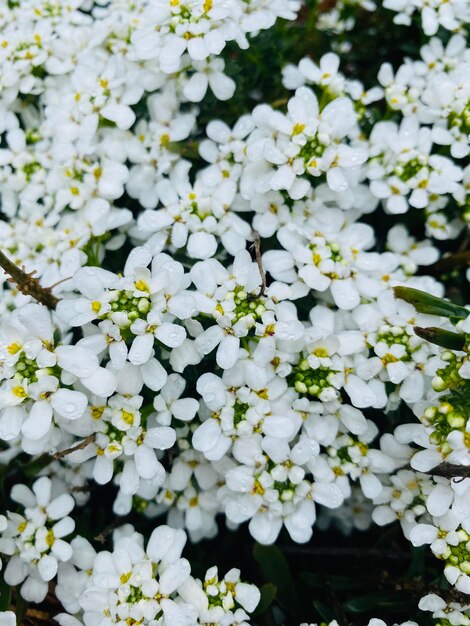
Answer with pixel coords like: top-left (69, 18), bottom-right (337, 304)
top-left (52, 433), bottom-right (96, 460)
top-left (0, 249), bottom-right (59, 310)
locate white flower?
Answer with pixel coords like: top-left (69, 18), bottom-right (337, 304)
top-left (0, 303), bottom-right (113, 450)
top-left (0, 612), bottom-right (16, 626)
top-left (65, 524), bottom-right (260, 626)
top-left (241, 86), bottom-right (366, 199)
top-left (183, 58), bottom-right (236, 102)
top-left (419, 593), bottom-right (470, 626)
top-left (65, 392), bottom-right (176, 495)
top-left (384, 0), bottom-right (470, 36)
top-left (368, 116), bottom-right (463, 215)
top-left (0, 477), bottom-right (75, 602)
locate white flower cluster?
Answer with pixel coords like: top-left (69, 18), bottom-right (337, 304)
top-left (0, 0), bottom-right (469, 623)
top-left (54, 524), bottom-right (260, 626)
top-left (0, 0), bottom-right (300, 239)
top-left (383, 0), bottom-right (470, 36)
top-left (313, 1), bottom-right (376, 35)
top-left (0, 476), bottom-right (75, 603)
top-left (369, 306), bottom-right (470, 596)
top-left (376, 34), bottom-right (470, 238)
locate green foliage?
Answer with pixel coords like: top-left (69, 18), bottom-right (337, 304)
top-left (0, 572), bottom-right (12, 611)
top-left (252, 583), bottom-right (277, 617)
top-left (393, 287), bottom-right (469, 321)
top-left (342, 591), bottom-right (410, 613)
top-left (413, 327), bottom-right (466, 351)
top-left (253, 543), bottom-right (299, 619)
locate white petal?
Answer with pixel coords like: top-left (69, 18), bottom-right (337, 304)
top-left (359, 472), bottom-right (382, 499)
top-left (235, 582), bottom-right (261, 612)
top-left (38, 554), bottom-right (58, 581)
top-left (0, 406), bottom-right (25, 440)
top-left (134, 445), bottom-right (162, 480)
top-left (147, 526), bottom-right (187, 563)
top-left (51, 389), bottom-right (87, 420)
top-left (4, 556), bottom-right (28, 586)
top-left (161, 598), bottom-right (190, 626)
top-left (120, 460), bottom-right (139, 495)
top-left (427, 484), bottom-right (453, 517)
top-left (195, 325), bottom-right (224, 356)
top-left (410, 449), bottom-right (441, 472)
top-left (20, 575), bottom-right (48, 603)
top-left (56, 346), bottom-right (98, 378)
top-left (47, 494), bottom-right (75, 520)
top-left (128, 333), bottom-right (154, 365)
top-left (145, 426), bottom-right (176, 450)
top-left (17, 304), bottom-right (53, 340)
top-left (187, 232), bottom-right (218, 260)
top-left (100, 103), bottom-right (135, 130)
top-left (141, 358), bottom-right (168, 391)
top-left (154, 323), bottom-right (186, 348)
top-left (73, 267), bottom-right (116, 299)
top-left (209, 72), bottom-right (236, 101)
top-left (249, 513), bottom-right (282, 545)
top-left (81, 367), bottom-right (117, 397)
top-left (171, 398), bottom-right (199, 421)
top-left (183, 72), bottom-right (209, 102)
top-left (330, 279), bottom-right (360, 310)
top-left (409, 524), bottom-right (438, 546)
top-left (159, 558), bottom-right (191, 594)
top-left (216, 335), bottom-right (239, 370)
top-left (22, 401), bottom-right (53, 440)
top-left (327, 167), bottom-right (348, 192)
top-left (193, 420), bottom-right (221, 453)
top-left (94, 454), bottom-right (114, 485)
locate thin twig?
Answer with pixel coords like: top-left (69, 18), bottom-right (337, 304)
top-left (318, 0), bottom-right (337, 10)
top-left (52, 433), bottom-right (96, 460)
top-left (426, 250), bottom-right (470, 275)
top-left (423, 462), bottom-right (470, 480)
top-left (69, 484), bottom-right (91, 494)
top-left (94, 514), bottom-right (132, 544)
top-left (458, 227), bottom-right (470, 253)
top-left (0, 249), bottom-right (59, 309)
top-left (398, 462), bottom-right (470, 483)
top-left (270, 97), bottom-right (288, 109)
top-left (48, 275), bottom-right (73, 289)
top-left (249, 230), bottom-right (267, 298)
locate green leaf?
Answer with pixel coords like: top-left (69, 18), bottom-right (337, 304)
top-left (413, 326), bottom-right (466, 351)
top-left (343, 591), bottom-right (409, 613)
top-left (14, 591), bottom-right (27, 623)
top-left (312, 599), bottom-right (336, 623)
top-left (0, 463), bottom-right (8, 500)
top-left (253, 544), bottom-right (298, 614)
top-left (393, 287), bottom-right (469, 320)
top-left (0, 573), bottom-right (11, 611)
top-left (23, 453), bottom-right (52, 477)
top-left (300, 571), bottom-right (365, 590)
top-left (406, 546), bottom-right (427, 579)
top-left (252, 583), bottom-right (277, 617)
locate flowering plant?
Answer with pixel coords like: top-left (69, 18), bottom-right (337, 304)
top-left (0, 0), bottom-right (469, 625)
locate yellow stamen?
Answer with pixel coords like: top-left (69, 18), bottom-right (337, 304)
top-left (12, 386), bottom-right (27, 398)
